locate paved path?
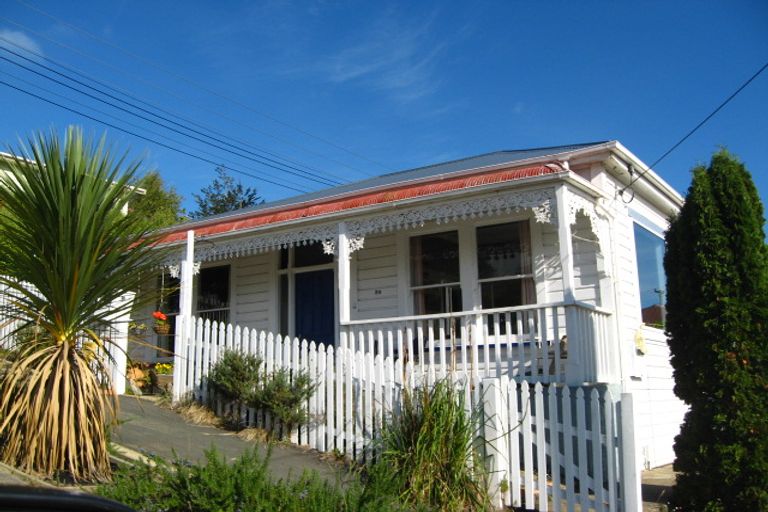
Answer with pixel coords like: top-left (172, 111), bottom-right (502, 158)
top-left (113, 396), bottom-right (346, 485)
top-left (642, 464), bottom-right (675, 511)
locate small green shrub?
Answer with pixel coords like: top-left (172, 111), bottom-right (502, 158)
top-left (206, 350), bottom-right (262, 405)
top-left (251, 368), bottom-right (317, 439)
top-left (97, 447), bottom-right (407, 512)
top-left (365, 379), bottom-right (490, 511)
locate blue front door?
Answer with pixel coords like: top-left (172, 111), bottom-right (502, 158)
top-left (294, 269), bottom-right (335, 345)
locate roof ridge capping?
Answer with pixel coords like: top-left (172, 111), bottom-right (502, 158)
top-left (375, 141), bottom-right (610, 180)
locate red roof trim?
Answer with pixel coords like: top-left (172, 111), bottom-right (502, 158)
top-left (159, 164), bottom-right (558, 244)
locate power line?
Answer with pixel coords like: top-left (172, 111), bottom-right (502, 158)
top-left (0, 15), bottom-right (376, 178)
top-left (0, 44), bottom-right (340, 187)
top-left (621, 60), bottom-right (768, 198)
top-left (0, 69), bottom-right (315, 193)
top-left (12, 0), bottom-right (388, 171)
top-left (0, 33), bottom-right (353, 185)
top-left (0, 79), bottom-right (309, 194)
top-left (0, 47), bottom-right (339, 187)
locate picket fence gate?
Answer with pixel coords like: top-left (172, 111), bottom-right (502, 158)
top-left (483, 378), bottom-right (629, 511)
top-left (173, 316), bottom-right (638, 511)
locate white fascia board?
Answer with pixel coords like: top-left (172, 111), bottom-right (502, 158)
top-left (609, 142), bottom-right (685, 207)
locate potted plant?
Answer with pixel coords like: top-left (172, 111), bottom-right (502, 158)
top-left (152, 310), bottom-right (170, 335)
top-left (154, 362), bottom-right (174, 392)
top-left (129, 321), bottom-right (147, 336)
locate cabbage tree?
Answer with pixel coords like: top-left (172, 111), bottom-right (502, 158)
top-left (0, 127), bottom-right (164, 481)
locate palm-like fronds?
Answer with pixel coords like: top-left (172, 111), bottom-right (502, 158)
top-left (0, 127), bottom-right (165, 481)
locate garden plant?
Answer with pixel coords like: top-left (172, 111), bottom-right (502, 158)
top-left (0, 127), bottom-right (164, 481)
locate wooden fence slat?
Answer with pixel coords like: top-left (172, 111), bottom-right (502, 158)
top-left (562, 386), bottom-right (576, 510)
top-left (309, 341), bottom-right (318, 449)
top-left (591, 387), bottom-right (606, 512)
top-left (548, 384), bottom-right (562, 510)
top-left (534, 382), bottom-right (548, 511)
top-left (521, 381), bottom-right (534, 508)
top-left (604, 389), bottom-right (618, 511)
top-left (508, 379), bottom-right (522, 507)
top-left (576, 387), bottom-right (589, 512)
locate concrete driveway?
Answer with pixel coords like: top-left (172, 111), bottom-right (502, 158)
top-left (113, 396), bottom-right (345, 485)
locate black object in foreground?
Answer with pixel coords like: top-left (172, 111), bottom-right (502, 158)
top-left (0, 486), bottom-right (135, 512)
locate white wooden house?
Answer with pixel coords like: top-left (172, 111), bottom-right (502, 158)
top-left (129, 140), bottom-right (687, 470)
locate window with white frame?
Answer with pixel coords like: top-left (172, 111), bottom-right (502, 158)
top-left (477, 221), bottom-right (536, 309)
top-left (410, 230), bottom-right (462, 315)
top-left (156, 273), bottom-right (179, 358)
top-left (634, 223), bottom-right (666, 327)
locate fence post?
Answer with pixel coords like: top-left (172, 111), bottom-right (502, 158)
top-left (620, 392), bottom-right (642, 512)
top-left (482, 377), bottom-right (509, 510)
top-left (172, 230), bottom-right (195, 403)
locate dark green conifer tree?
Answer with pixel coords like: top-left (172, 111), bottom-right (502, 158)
top-left (665, 150), bottom-right (768, 511)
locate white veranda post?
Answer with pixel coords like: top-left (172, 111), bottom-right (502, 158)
top-left (172, 230), bottom-right (195, 402)
top-left (337, 222), bottom-right (351, 350)
top-left (555, 185), bottom-right (581, 385)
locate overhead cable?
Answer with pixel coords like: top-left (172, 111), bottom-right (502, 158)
top-left (0, 15), bottom-right (375, 177)
top-left (0, 79), bottom-right (308, 194)
top-left (620, 60), bottom-right (768, 199)
top-left (0, 34), bottom-right (352, 185)
top-left (0, 69), bottom-right (314, 193)
top-left (12, 0), bottom-right (387, 172)
top-left (0, 47), bottom-right (339, 187)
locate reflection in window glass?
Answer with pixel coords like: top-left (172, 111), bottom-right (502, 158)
top-left (294, 243), bottom-right (333, 267)
top-left (634, 224), bottom-right (666, 326)
top-left (477, 222), bottom-right (535, 309)
top-left (410, 231), bottom-right (461, 314)
top-left (156, 273), bottom-right (179, 358)
top-left (413, 285), bottom-right (462, 316)
top-left (197, 265), bottom-right (230, 324)
top-left (410, 231), bottom-right (460, 286)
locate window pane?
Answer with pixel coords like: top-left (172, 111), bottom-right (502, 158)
top-left (477, 221), bottom-right (530, 279)
top-left (410, 231), bottom-right (460, 286)
top-left (279, 274), bottom-right (289, 335)
top-left (481, 278), bottom-right (537, 309)
top-left (413, 285), bottom-right (462, 315)
top-left (634, 224), bottom-right (666, 326)
top-left (279, 248), bottom-right (289, 269)
top-left (294, 243), bottom-right (333, 267)
top-left (198, 266), bottom-right (230, 311)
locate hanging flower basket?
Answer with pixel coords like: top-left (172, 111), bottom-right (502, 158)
top-left (152, 311), bottom-right (170, 335)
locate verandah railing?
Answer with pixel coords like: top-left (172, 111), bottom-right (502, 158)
top-left (340, 301), bottom-right (617, 385)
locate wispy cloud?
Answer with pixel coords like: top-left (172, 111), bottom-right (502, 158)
top-left (319, 12), bottom-right (447, 102)
top-left (0, 29), bottom-right (43, 58)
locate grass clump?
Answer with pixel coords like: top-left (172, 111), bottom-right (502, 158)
top-left (365, 379), bottom-right (490, 511)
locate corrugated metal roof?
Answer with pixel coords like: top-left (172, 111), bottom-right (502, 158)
top-left (178, 141), bottom-right (608, 226)
top-left (159, 163), bottom-right (562, 243)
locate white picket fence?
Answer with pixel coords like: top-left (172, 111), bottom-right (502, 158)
top-left (174, 316), bottom-right (413, 458)
top-left (173, 316), bottom-right (637, 511)
top-left (483, 378), bottom-right (630, 511)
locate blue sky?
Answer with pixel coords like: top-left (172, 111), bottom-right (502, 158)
top-left (0, 1), bottom-right (766, 213)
